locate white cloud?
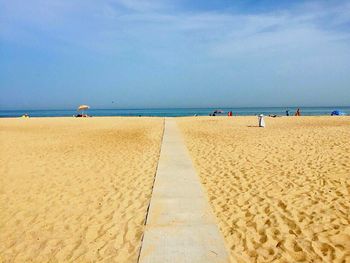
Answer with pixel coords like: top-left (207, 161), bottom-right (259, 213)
top-left (1, 0), bottom-right (349, 107)
top-left (1, 0), bottom-right (349, 58)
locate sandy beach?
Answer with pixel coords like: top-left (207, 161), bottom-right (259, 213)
top-left (1, 116), bottom-right (350, 262)
top-left (0, 117), bottom-right (164, 262)
top-left (179, 116), bottom-right (350, 262)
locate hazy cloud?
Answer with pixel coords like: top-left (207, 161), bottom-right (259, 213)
top-left (1, 0), bottom-right (349, 56)
top-left (1, 0), bottom-right (349, 108)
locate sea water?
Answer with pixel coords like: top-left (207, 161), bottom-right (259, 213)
top-left (0, 107), bottom-right (349, 118)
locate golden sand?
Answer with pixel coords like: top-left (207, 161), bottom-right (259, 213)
top-left (0, 117), bottom-right (163, 262)
top-left (179, 116), bottom-right (350, 262)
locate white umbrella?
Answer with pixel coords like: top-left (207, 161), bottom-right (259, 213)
top-left (78, 105), bottom-right (89, 111)
top-left (77, 105), bottom-right (90, 116)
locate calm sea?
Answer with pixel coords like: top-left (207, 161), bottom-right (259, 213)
top-left (0, 107), bottom-right (349, 118)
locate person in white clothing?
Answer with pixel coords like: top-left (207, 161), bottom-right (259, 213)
top-left (258, 114), bottom-right (265, 127)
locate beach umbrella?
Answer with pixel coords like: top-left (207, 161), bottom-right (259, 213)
top-left (77, 105), bottom-right (90, 116)
top-left (78, 105), bottom-right (89, 111)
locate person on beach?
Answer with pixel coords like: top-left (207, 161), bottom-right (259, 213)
top-left (295, 108), bottom-right (301, 116)
top-left (286, 110), bottom-right (289, 116)
top-left (258, 114), bottom-right (265, 127)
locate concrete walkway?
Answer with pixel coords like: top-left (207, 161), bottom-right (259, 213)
top-left (138, 119), bottom-right (230, 263)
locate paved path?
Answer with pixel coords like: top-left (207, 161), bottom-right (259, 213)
top-left (138, 119), bottom-right (230, 263)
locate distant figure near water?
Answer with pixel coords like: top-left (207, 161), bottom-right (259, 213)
top-left (295, 108), bottom-right (301, 116)
top-left (286, 110), bottom-right (290, 116)
top-left (258, 114), bottom-right (265, 127)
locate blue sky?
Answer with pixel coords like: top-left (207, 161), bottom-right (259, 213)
top-left (0, 0), bottom-right (349, 109)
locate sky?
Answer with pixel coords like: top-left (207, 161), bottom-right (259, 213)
top-left (0, 0), bottom-right (350, 109)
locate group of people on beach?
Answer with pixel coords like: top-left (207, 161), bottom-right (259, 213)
top-left (286, 108), bottom-right (301, 116)
top-left (221, 108), bottom-right (302, 117)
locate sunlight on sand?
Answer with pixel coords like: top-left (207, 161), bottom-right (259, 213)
top-left (179, 116), bottom-right (350, 262)
top-left (0, 117), bottom-right (163, 262)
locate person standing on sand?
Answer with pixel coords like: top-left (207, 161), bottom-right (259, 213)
top-left (258, 114), bottom-right (265, 127)
top-left (286, 110), bottom-right (289, 116)
top-left (295, 108), bottom-right (301, 116)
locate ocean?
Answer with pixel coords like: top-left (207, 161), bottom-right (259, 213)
top-left (0, 107), bottom-right (349, 118)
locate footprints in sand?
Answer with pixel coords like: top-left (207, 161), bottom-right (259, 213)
top-left (1, 116), bottom-right (349, 262)
top-left (0, 118), bottom-right (164, 262)
top-left (179, 117), bottom-right (350, 263)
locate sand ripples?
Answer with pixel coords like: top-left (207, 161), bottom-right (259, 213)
top-left (179, 116), bottom-right (350, 262)
top-left (0, 117), bottom-right (163, 262)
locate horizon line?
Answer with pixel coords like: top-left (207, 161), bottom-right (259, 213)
top-left (1, 105), bottom-right (350, 111)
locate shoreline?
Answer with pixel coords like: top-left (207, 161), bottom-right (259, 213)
top-left (1, 115), bottom-right (349, 119)
top-left (1, 106), bottom-right (349, 119)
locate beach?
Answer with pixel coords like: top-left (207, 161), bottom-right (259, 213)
top-left (1, 116), bottom-right (350, 262)
top-left (0, 117), bottom-right (164, 262)
top-left (179, 116), bottom-right (350, 262)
